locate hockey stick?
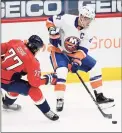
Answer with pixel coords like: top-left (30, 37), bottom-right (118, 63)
top-left (101, 104), bottom-right (115, 110)
top-left (75, 72), bottom-right (112, 119)
top-left (58, 44), bottom-right (112, 119)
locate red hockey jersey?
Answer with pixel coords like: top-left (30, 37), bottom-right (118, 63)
top-left (1, 40), bottom-right (46, 87)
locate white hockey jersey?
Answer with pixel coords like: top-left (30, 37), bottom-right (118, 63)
top-left (46, 14), bottom-right (93, 59)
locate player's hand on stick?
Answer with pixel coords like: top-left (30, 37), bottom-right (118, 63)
top-left (70, 59), bottom-right (81, 73)
top-left (71, 62), bottom-right (79, 73)
top-left (43, 73), bottom-right (57, 85)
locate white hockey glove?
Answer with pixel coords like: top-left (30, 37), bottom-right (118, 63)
top-left (42, 73), bottom-right (57, 85)
top-left (48, 27), bottom-right (61, 47)
top-left (49, 27), bottom-right (60, 36)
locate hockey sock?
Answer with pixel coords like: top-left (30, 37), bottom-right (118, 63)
top-left (29, 87), bottom-right (50, 113)
top-left (90, 75), bottom-right (103, 93)
top-left (93, 86), bottom-right (103, 94)
top-left (36, 100), bottom-right (50, 113)
top-left (54, 84), bottom-right (66, 99)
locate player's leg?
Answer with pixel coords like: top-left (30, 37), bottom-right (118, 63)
top-left (2, 92), bottom-right (21, 111)
top-left (2, 80), bottom-right (59, 120)
top-left (79, 55), bottom-right (114, 104)
top-left (1, 83), bottom-right (20, 111)
top-left (50, 52), bottom-right (69, 111)
top-left (1, 80), bottom-right (29, 111)
top-left (1, 80), bottom-right (36, 111)
top-left (28, 86), bottom-right (59, 121)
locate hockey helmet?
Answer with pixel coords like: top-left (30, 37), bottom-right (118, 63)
top-left (27, 35), bottom-right (44, 54)
top-left (79, 6), bottom-right (95, 20)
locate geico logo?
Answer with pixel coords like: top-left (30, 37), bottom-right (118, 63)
top-left (1, 1), bottom-right (62, 18)
top-left (79, 0), bottom-right (121, 13)
top-left (90, 36), bottom-right (121, 50)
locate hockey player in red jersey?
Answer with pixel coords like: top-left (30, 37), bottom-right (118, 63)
top-left (1, 35), bottom-right (59, 121)
top-left (46, 6), bottom-right (114, 112)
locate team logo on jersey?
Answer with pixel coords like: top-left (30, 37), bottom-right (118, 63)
top-left (64, 36), bottom-right (81, 53)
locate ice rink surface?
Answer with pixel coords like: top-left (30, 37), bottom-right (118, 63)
top-left (1, 81), bottom-right (121, 132)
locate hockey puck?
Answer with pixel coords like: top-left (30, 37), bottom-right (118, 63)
top-left (112, 121), bottom-right (117, 124)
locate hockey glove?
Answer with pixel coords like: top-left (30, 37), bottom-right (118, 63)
top-left (49, 27), bottom-right (60, 36)
top-left (71, 59), bottom-right (81, 73)
top-left (49, 27), bottom-right (60, 47)
top-left (43, 73), bottom-right (57, 85)
top-left (71, 62), bottom-right (79, 73)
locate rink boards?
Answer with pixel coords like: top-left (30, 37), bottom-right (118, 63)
top-left (66, 67), bottom-right (121, 82)
top-left (41, 67), bottom-right (121, 83)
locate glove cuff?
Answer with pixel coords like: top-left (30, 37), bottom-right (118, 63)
top-left (73, 59), bottom-right (82, 66)
top-left (41, 76), bottom-right (48, 85)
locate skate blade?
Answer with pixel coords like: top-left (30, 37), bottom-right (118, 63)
top-left (2, 108), bottom-right (21, 112)
top-left (2, 108), bottom-right (16, 112)
top-left (2, 106), bottom-right (21, 112)
top-left (100, 102), bottom-right (115, 110)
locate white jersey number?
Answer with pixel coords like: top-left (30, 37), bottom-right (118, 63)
top-left (4, 48), bottom-right (23, 70)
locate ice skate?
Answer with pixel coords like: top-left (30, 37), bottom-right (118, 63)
top-left (56, 99), bottom-right (64, 112)
top-left (2, 97), bottom-right (21, 111)
top-left (2, 103), bottom-right (21, 111)
top-left (94, 90), bottom-right (115, 109)
top-left (44, 110), bottom-right (59, 121)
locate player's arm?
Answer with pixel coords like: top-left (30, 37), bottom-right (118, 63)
top-left (46, 15), bottom-right (63, 47)
top-left (1, 42), bottom-right (9, 61)
top-left (1, 42), bottom-right (9, 55)
top-left (26, 60), bottom-right (54, 88)
top-left (26, 61), bottom-right (45, 88)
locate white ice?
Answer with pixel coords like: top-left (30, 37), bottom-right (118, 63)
top-left (1, 81), bottom-right (121, 132)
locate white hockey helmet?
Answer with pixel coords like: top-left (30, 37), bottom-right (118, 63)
top-left (79, 6), bottom-right (95, 20)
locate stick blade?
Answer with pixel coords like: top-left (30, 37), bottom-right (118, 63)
top-left (103, 113), bottom-right (112, 119)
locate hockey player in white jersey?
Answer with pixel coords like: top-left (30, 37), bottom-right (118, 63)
top-left (46, 6), bottom-right (114, 111)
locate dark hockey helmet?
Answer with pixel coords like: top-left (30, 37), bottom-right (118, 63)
top-left (27, 35), bottom-right (44, 54)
